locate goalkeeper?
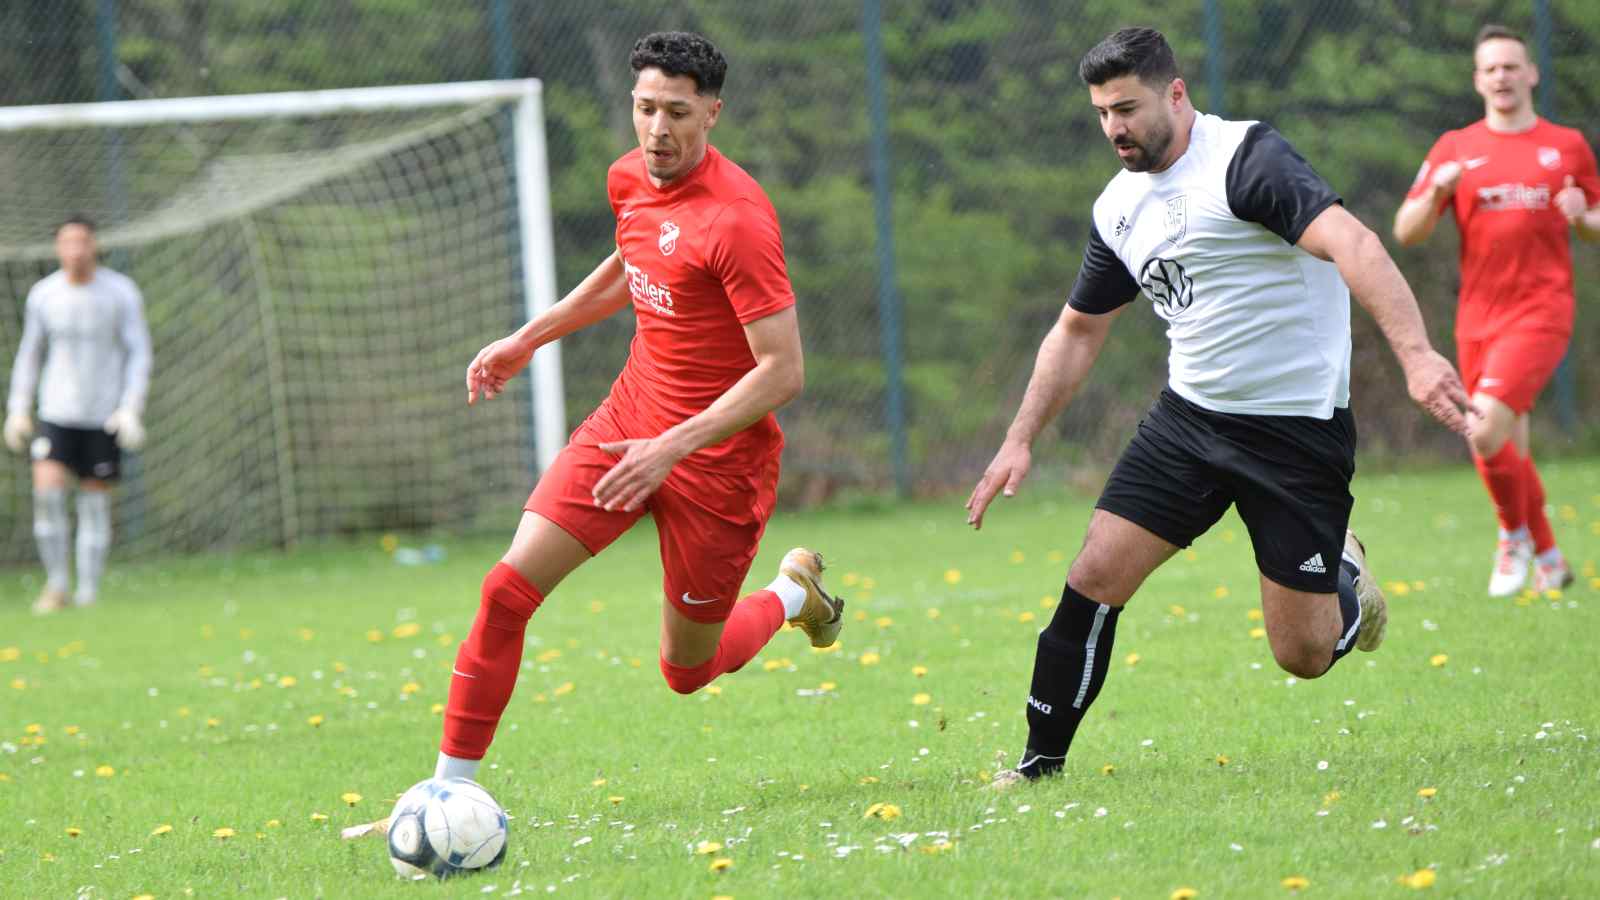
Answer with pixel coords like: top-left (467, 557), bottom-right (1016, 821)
top-left (5, 215), bottom-right (152, 613)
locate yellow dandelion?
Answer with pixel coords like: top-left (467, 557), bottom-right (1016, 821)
top-left (430, 703), bottom-right (445, 714)
top-left (1418, 787), bottom-right (1437, 798)
top-left (608, 795), bottom-right (624, 805)
top-left (696, 840), bottom-right (723, 855)
top-left (310, 812), bottom-right (328, 823)
top-left (553, 681), bottom-right (575, 696)
top-left (64, 724), bottom-right (81, 735)
top-left (1172, 889), bottom-right (1198, 900)
top-left (911, 665), bottom-right (928, 677)
top-left (859, 652), bottom-right (881, 666)
top-left (297, 627), bottom-right (315, 641)
top-left (820, 681), bottom-right (837, 691)
top-left (380, 533), bottom-right (399, 553)
top-left (1009, 550), bottom-right (1025, 563)
top-left (238, 628), bottom-right (254, 640)
top-left (205, 717), bottom-right (221, 728)
top-left (1101, 764), bottom-right (1116, 776)
top-left (266, 819), bottom-right (281, 828)
top-left (437, 633), bottom-right (455, 647)
top-left (1212, 586), bottom-right (1230, 599)
top-left (926, 608), bottom-right (942, 619)
top-left (875, 616), bottom-right (894, 627)
top-left (1399, 868), bottom-right (1436, 889)
top-left (213, 827), bottom-right (236, 839)
top-left (1040, 596), bottom-right (1056, 608)
top-left (401, 682), bottom-right (421, 695)
top-left (710, 857), bottom-right (733, 872)
top-left (0, 773), bottom-right (10, 782)
top-left (0, 647), bottom-right (18, 662)
top-left (1215, 755), bottom-right (1230, 766)
top-left (391, 622), bottom-right (422, 639)
top-left (1430, 654), bottom-right (1448, 667)
top-left (859, 775), bottom-right (880, 784)
top-left (133, 895), bottom-right (154, 900)
top-left (1018, 611), bottom-right (1036, 623)
top-left (943, 569), bottom-right (962, 584)
top-left (1249, 627), bottom-right (1266, 639)
top-left (307, 714), bottom-right (325, 727)
top-left (333, 661), bottom-right (348, 673)
top-left (10, 678), bottom-right (26, 690)
top-left (278, 675), bottom-right (297, 688)
top-left (66, 826), bottom-right (82, 837)
top-left (364, 629), bottom-right (383, 643)
top-left (921, 840), bottom-right (956, 854)
top-left (864, 802), bottom-right (903, 820)
top-left (40, 852), bottom-right (56, 862)
top-left (912, 692), bottom-right (931, 705)
top-left (1281, 875), bottom-right (1310, 891)
top-left (591, 777), bottom-right (607, 787)
top-left (705, 685), bottom-right (724, 696)
top-left (1169, 604), bottom-right (1187, 616)
top-left (1246, 608), bottom-right (1263, 621)
top-left (95, 765), bottom-right (115, 778)
top-left (762, 659), bottom-right (785, 672)
top-left (151, 824), bottom-right (173, 836)
top-left (341, 792), bottom-right (363, 806)
top-left (24, 723), bottom-right (42, 735)
top-left (853, 609), bottom-right (868, 622)
top-left (1323, 790), bottom-right (1341, 806)
top-left (1125, 653), bottom-right (1142, 666)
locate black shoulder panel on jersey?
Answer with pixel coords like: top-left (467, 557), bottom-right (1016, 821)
top-left (1066, 222), bottom-right (1139, 314)
top-left (1225, 122), bottom-right (1342, 244)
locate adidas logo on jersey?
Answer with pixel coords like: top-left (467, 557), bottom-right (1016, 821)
top-left (1112, 215), bottom-right (1129, 238)
top-left (1299, 553), bottom-right (1327, 574)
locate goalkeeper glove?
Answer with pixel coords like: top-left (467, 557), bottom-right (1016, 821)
top-left (104, 408), bottom-right (146, 451)
top-left (3, 412), bottom-right (32, 453)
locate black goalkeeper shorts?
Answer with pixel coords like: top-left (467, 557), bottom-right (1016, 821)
top-left (33, 420), bottom-right (121, 482)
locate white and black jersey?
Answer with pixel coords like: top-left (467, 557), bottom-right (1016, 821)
top-left (1068, 113), bottom-right (1349, 418)
top-left (7, 268), bottom-right (152, 429)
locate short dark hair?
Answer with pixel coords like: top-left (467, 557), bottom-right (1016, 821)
top-left (630, 31), bottom-right (727, 96)
top-left (56, 214), bottom-right (96, 235)
top-left (1475, 24), bottom-right (1525, 48)
top-left (1079, 27), bottom-right (1181, 88)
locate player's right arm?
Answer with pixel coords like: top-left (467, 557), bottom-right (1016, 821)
top-left (4, 287), bottom-right (46, 452)
top-left (466, 251), bottom-right (630, 405)
top-left (966, 223), bottom-right (1132, 530)
top-left (1393, 135), bottom-right (1460, 246)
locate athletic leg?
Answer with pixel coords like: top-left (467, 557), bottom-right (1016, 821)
top-left (30, 459), bottom-right (72, 613)
top-left (73, 482), bottom-right (112, 607)
top-left (1259, 531), bottom-right (1381, 678)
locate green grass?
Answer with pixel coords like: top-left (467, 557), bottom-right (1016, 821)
top-left (3, 460), bottom-right (1600, 898)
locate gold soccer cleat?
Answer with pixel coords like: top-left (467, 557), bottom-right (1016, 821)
top-left (1344, 530), bottom-right (1387, 652)
top-left (780, 547), bottom-right (844, 648)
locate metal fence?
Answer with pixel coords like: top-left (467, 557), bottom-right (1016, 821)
top-left (3, 1), bottom-right (1598, 560)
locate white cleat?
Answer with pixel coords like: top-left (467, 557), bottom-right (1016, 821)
top-left (988, 769), bottom-right (1028, 792)
top-left (1532, 557), bottom-right (1574, 594)
top-left (1344, 530), bottom-right (1387, 652)
top-left (1487, 537), bottom-right (1532, 598)
top-left (780, 548), bottom-right (844, 648)
top-left (31, 588), bottom-right (67, 615)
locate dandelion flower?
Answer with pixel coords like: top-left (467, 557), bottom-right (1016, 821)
top-left (341, 792), bottom-right (363, 806)
top-left (310, 813), bottom-right (329, 823)
top-left (926, 608), bottom-right (942, 619)
top-left (1215, 755), bottom-right (1230, 766)
top-left (859, 652), bottom-right (881, 666)
top-left (875, 616), bottom-right (894, 628)
top-left (864, 802), bottom-right (902, 820)
top-left (591, 777), bottom-right (607, 787)
top-left (1249, 627), bottom-right (1266, 639)
top-left (943, 569), bottom-right (962, 584)
top-left (1246, 609), bottom-right (1263, 621)
top-left (608, 795), bottom-right (624, 805)
top-left (94, 765), bottom-right (115, 778)
top-left (912, 693), bottom-right (931, 705)
top-left (151, 824), bottom-right (173, 836)
top-left (1125, 653), bottom-right (1141, 666)
top-left (1282, 875), bottom-right (1310, 890)
top-left (911, 665), bottom-right (928, 677)
top-left (1101, 764), bottom-right (1116, 776)
top-left (819, 681), bottom-right (837, 692)
top-left (1418, 787), bottom-right (1437, 798)
top-left (1018, 611), bottom-right (1036, 623)
top-left (1171, 888), bottom-right (1198, 900)
top-left (554, 681), bottom-right (575, 696)
top-left (709, 857), bottom-right (733, 872)
top-left (1399, 868), bottom-right (1436, 889)
top-left (307, 715), bottom-right (325, 727)
top-left (1430, 654), bottom-right (1448, 667)
top-left (695, 840), bottom-right (723, 855)
top-left (213, 827), bottom-right (236, 839)
top-left (265, 819), bottom-right (281, 828)
top-left (430, 703), bottom-right (444, 714)
top-left (66, 826), bottom-right (83, 837)
top-left (401, 682), bottom-right (420, 695)
top-left (705, 685), bottom-right (723, 696)
top-left (391, 623), bottom-right (422, 639)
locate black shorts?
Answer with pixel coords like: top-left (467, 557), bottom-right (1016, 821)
top-left (1097, 388), bottom-right (1356, 594)
top-left (32, 420), bottom-right (121, 481)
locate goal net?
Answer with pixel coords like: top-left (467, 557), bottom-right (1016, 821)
top-left (0, 81), bottom-right (563, 563)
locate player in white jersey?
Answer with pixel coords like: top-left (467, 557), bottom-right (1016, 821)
top-left (965, 28), bottom-right (1470, 785)
top-left (5, 216), bottom-right (152, 613)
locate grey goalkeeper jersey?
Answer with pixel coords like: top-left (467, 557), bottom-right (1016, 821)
top-left (7, 268), bottom-right (153, 429)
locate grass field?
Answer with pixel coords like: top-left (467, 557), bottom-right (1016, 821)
top-left (3, 460), bottom-right (1599, 898)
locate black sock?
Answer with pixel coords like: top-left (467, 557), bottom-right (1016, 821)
top-left (1017, 583), bottom-right (1121, 779)
top-left (1326, 554), bottom-right (1362, 670)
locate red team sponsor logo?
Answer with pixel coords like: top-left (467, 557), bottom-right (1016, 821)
top-left (624, 259), bottom-right (675, 317)
top-left (658, 219), bottom-right (680, 255)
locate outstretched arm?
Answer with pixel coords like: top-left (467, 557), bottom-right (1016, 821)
top-left (591, 306), bottom-right (804, 512)
top-left (1299, 204), bottom-right (1470, 434)
top-left (4, 291), bottom-right (44, 452)
top-left (965, 304), bottom-right (1122, 529)
top-left (466, 251), bottom-right (630, 404)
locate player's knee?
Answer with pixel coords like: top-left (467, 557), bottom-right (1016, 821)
top-left (658, 655), bottom-right (715, 695)
top-left (1271, 640), bottom-right (1330, 679)
top-left (478, 562), bottom-right (542, 627)
top-left (1065, 557), bottom-right (1128, 606)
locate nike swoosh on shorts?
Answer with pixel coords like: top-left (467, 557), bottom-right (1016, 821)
top-left (680, 592), bottom-right (717, 605)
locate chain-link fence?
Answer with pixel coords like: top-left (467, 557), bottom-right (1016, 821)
top-left (3, 1), bottom-right (1598, 561)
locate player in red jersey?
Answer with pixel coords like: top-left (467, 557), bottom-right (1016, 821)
top-left (344, 33), bottom-right (842, 837)
top-left (1394, 24), bottom-right (1600, 597)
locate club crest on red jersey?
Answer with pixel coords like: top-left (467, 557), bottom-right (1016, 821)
top-left (1537, 147), bottom-right (1561, 170)
top-left (659, 220), bottom-right (680, 256)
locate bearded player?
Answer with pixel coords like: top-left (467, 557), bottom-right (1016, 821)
top-left (1394, 24), bottom-right (1600, 597)
top-left (345, 32), bottom-right (841, 837)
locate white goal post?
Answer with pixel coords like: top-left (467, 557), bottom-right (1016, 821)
top-left (0, 81), bottom-right (566, 558)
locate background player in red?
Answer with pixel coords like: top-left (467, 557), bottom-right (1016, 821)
top-left (1394, 24), bottom-right (1600, 597)
top-left (346, 32), bottom-right (842, 836)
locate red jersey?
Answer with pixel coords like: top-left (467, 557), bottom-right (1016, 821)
top-left (1407, 118), bottom-right (1600, 340)
top-left (602, 144), bottom-right (796, 471)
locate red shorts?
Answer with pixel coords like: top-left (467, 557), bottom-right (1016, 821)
top-left (1457, 325), bottom-right (1570, 415)
top-left (526, 408), bottom-right (781, 624)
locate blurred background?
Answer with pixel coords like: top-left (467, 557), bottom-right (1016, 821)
top-left (2, 1), bottom-right (1597, 563)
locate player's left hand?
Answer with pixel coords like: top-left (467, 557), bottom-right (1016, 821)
top-left (1401, 349), bottom-right (1471, 437)
top-left (104, 407), bottom-right (146, 451)
top-left (1556, 175), bottom-right (1589, 225)
top-left (593, 438), bottom-right (683, 512)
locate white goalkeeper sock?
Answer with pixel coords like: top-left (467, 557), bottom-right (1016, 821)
top-left (33, 488), bottom-right (70, 593)
top-left (74, 490), bottom-right (112, 605)
top-left (434, 752), bottom-right (481, 782)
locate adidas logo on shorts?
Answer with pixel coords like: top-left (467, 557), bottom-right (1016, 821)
top-left (1299, 553), bottom-right (1327, 574)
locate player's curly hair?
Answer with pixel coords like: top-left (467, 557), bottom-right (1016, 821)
top-left (1079, 27), bottom-right (1181, 88)
top-left (629, 31), bottom-right (727, 96)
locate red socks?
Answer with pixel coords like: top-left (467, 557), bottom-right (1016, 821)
top-left (659, 591), bottom-right (785, 694)
top-left (1523, 453), bottom-right (1556, 554)
top-left (440, 562), bottom-right (544, 760)
top-left (1473, 442), bottom-right (1526, 533)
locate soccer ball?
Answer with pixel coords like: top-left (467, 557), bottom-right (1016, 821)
top-left (386, 777), bottom-right (508, 879)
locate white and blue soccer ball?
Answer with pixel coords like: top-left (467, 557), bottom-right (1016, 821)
top-left (386, 777), bottom-right (508, 879)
